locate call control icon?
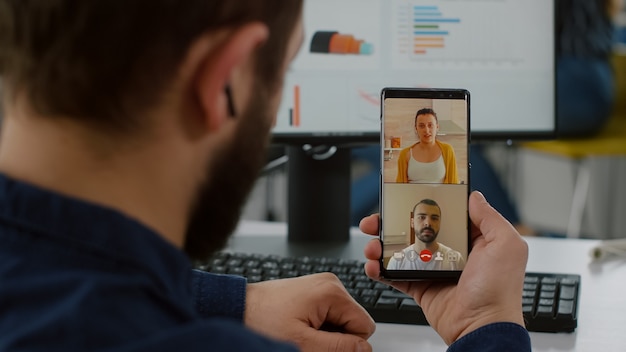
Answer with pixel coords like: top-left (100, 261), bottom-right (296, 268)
top-left (419, 249), bottom-right (433, 262)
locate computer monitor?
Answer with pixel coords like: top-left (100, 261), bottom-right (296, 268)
top-left (273, 0), bottom-right (555, 242)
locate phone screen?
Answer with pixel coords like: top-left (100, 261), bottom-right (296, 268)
top-left (380, 88), bottom-right (470, 280)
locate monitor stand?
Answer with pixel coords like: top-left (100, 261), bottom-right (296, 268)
top-left (286, 145), bottom-right (351, 243)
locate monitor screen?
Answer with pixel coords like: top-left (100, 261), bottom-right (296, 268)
top-left (273, 0), bottom-right (555, 143)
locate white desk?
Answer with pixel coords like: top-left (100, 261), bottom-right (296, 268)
top-left (230, 221), bottom-right (626, 351)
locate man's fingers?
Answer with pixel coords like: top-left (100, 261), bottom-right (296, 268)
top-left (298, 330), bottom-right (372, 352)
top-left (364, 259), bottom-right (381, 279)
top-left (467, 191), bottom-right (528, 276)
top-left (311, 274), bottom-right (376, 340)
top-left (363, 238), bottom-right (381, 260)
top-left (323, 295), bottom-right (376, 340)
top-left (358, 214), bottom-right (379, 236)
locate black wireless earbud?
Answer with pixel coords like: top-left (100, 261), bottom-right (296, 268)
top-left (224, 85), bottom-right (236, 118)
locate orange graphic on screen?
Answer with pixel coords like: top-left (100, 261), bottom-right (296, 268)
top-left (310, 31), bottom-right (373, 55)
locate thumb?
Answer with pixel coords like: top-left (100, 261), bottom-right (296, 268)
top-left (299, 330), bottom-right (372, 352)
top-left (468, 190), bottom-right (495, 219)
top-left (468, 191), bottom-right (515, 242)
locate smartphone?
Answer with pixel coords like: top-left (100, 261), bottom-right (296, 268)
top-left (380, 88), bottom-right (470, 280)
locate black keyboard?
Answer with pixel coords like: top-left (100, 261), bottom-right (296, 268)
top-left (194, 251), bottom-right (580, 333)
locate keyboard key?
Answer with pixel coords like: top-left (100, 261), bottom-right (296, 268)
top-left (360, 289), bottom-right (379, 298)
top-left (245, 260), bottom-right (260, 269)
top-left (376, 297), bottom-right (400, 309)
top-left (541, 277), bottom-right (558, 285)
top-left (261, 262), bottom-right (278, 270)
top-left (560, 286), bottom-right (577, 300)
top-left (373, 282), bottom-right (388, 290)
top-left (248, 268), bottom-right (262, 276)
top-left (524, 276), bottom-right (539, 284)
top-left (380, 290), bottom-right (411, 300)
top-left (347, 288), bottom-right (359, 296)
top-left (248, 275), bottom-right (262, 283)
top-left (314, 265), bottom-right (330, 272)
top-left (353, 274), bottom-right (369, 282)
top-left (539, 298), bottom-right (554, 306)
top-left (266, 269), bottom-right (281, 277)
top-left (280, 263), bottom-right (295, 271)
top-left (349, 267), bottom-right (364, 275)
top-left (522, 298), bottom-right (535, 305)
top-left (355, 282), bottom-right (373, 289)
top-left (226, 259), bottom-right (242, 267)
top-left (331, 266), bottom-right (348, 274)
top-left (359, 296), bottom-right (377, 308)
top-left (399, 299), bottom-right (420, 311)
top-left (557, 300), bottom-right (575, 316)
top-left (560, 278), bottom-right (578, 286)
top-left (283, 270), bottom-right (299, 278)
top-left (523, 283), bottom-right (538, 291)
top-left (227, 267), bottom-right (245, 275)
top-left (536, 305), bottom-right (554, 317)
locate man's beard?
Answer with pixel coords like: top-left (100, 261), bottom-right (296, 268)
top-left (417, 227), bottom-right (438, 244)
top-left (183, 83), bottom-right (273, 261)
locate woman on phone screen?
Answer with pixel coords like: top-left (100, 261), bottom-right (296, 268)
top-left (396, 108), bottom-right (459, 184)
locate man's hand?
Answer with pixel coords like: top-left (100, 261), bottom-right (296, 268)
top-left (361, 191), bottom-right (528, 345)
top-left (245, 273), bottom-right (376, 352)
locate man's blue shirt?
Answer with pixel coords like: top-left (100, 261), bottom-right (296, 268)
top-left (0, 173), bottom-right (530, 351)
top-left (0, 174), bottom-right (296, 351)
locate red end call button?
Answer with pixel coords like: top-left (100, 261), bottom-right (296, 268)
top-left (419, 249), bottom-right (433, 262)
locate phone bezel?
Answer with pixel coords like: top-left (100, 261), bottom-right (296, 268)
top-left (379, 87), bottom-right (471, 281)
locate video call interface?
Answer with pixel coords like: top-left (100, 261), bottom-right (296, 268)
top-left (273, 0), bottom-right (555, 138)
top-left (381, 94), bottom-right (468, 271)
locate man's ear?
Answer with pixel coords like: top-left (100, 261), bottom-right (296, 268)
top-left (192, 23), bottom-right (269, 132)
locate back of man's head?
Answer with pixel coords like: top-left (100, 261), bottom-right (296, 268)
top-left (0, 0), bottom-right (302, 134)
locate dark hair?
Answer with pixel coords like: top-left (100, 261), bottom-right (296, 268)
top-left (414, 107), bottom-right (438, 128)
top-left (0, 0), bottom-right (303, 134)
top-left (412, 198), bottom-right (441, 217)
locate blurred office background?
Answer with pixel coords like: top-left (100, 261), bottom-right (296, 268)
top-left (241, 2), bottom-right (626, 240)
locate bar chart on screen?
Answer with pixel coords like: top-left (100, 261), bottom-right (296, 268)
top-left (273, 0), bottom-right (554, 136)
top-left (393, 0), bottom-right (526, 68)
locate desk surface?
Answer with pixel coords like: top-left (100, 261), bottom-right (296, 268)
top-left (230, 221), bottom-right (626, 352)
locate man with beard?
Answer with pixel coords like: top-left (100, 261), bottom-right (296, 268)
top-left (0, 1), bottom-right (374, 351)
top-left (0, 1), bottom-right (530, 351)
top-left (386, 199), bottom-right (465, 270)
